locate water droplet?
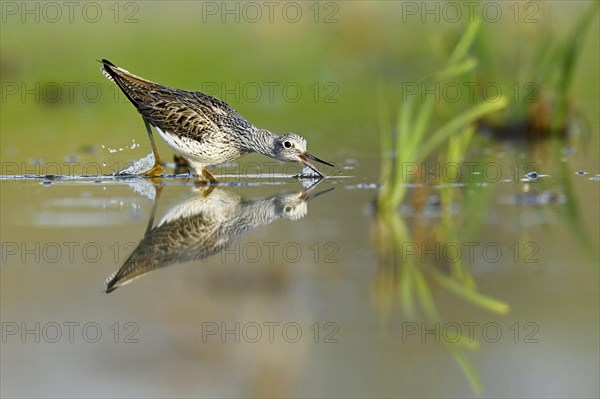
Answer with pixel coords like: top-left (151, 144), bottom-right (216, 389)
top-left (524, 171), bottom-right (539, 181)
top-left (64, 155), bottom-right (80, 162)
top-left (353, 183), bottom-right (378, 189)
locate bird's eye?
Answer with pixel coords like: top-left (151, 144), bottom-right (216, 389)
top-left (283, 141), bottom-right (293, 149)
top-left (284, 206), bottom-right (293, 213)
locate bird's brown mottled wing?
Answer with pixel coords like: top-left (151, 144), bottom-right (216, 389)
top-left (136, 90), bottom-right (224, 141)
top-left (101, 59), bottom-right (250, 141)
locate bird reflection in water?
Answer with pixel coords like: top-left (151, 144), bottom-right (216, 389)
top-left (105, 182), bottom-right (333, 293)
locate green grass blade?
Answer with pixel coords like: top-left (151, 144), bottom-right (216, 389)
top-left (552, 2), bottom-right (599, 130)
top-left (378, 82), bottom-right (393, 205)
top-left (449, 17), bottom-right (481, 65)
top-left (448, 345), bottom-right (483, 395)
top-left (436, 57), bottom-right (478, 80)
top-left (430, 269), bottom-right (510, 314)
top-left (418, 97), bottom-right (508, 160)
top-left (414, 268), bottom-right (441, 321)
top-left (407, 99), bottom-right (434, 159)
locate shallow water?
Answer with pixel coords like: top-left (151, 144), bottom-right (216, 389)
top-left (1, 141), bottom-right (598, 397)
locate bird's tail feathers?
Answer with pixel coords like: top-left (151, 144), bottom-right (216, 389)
top-left (100, 59), bottom-right (158, 106)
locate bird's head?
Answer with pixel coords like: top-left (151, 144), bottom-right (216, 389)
top-left (273, 133), bottom-right (334, 176)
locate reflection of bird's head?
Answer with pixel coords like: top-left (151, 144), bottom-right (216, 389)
top-left (274, 194), bottom-right (309, 220)
top-left (272, 184), bottom-right (334, 220)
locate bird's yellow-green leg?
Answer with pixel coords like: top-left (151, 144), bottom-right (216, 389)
top-left (199, 186), bottom-right (215, 197)
top-left (193, 169), bottom-right (217, 187)
top-left (142, 118), bottom-right (164, 177)
top-left (173, 154), bottom-right (190, 175)
top-left (201, 168), bottom-right (218, 184)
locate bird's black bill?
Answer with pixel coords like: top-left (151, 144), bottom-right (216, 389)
top-left (304, 152), bottom-right (335, 168)
top-left (301, 186), bottom-right (335, 201)
top-left (300, 152), bottom-right (335, 177)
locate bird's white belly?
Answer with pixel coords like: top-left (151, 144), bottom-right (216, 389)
top-left (154, 126), bottom-right (229, 165)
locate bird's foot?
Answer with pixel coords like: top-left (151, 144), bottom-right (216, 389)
top-left (142, 162), bottom-right (164, 177)
top-left (192, 169), bottom-right (218, 187)
top-left (194, 185), bottom-right (216, 196)
top-left (202, 168), bottom-right (218, 184)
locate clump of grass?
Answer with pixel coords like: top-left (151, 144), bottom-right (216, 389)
top-left (373, 17), bottom-right (512, 394)
top-left (477, 2), bottom-right (599, 138)
top-left (372, 204), bottom-right (510, 395)
top-left (377, 17), bottom-right (507, 212)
